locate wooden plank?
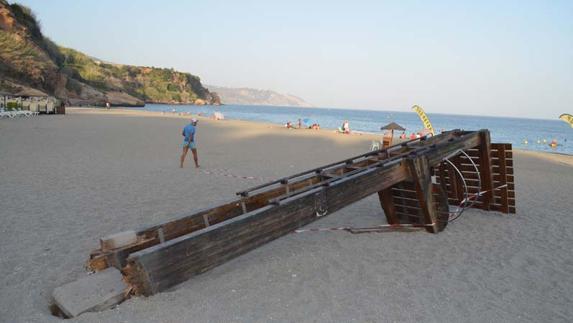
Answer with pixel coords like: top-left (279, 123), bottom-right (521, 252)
top-left (490, 150), bottom-right (512, 159)
top-left (451, 176), bottom-right (517, 187)
top-left (451, 171), bottom-right (514, 183)
top-left (497, 144), bottom-right (510, 213)
top-left (407, 156), bottom-right (441, 233)
top-left (393, 196), bottom-right (424, 208)
top-left (394, 205), bottom-right (423, 217)
top-left (426, 131), bottom-right (481, 166)
top-left (395, 211), bottom-right (422, 223)
top-left (391, 187), bottom-right (418, 199)
top-left (437, 163), bottom-right (453, 201)
top-left (498, 190), bottom-right (515, 199)
top-left (477, 130), bottom-right (494, 210)
top-left (492, 143), bottom-right (512, 150)
top-left (489, 204), bottom-right (516, 214)
top-left (494, 165), bottom-right (514, 175)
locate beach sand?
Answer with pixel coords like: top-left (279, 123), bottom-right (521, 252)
top-left (0, 108), bottom-right (572, 322)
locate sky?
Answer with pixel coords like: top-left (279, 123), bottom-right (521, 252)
top-left (14, 0), bottom-right (573, 119)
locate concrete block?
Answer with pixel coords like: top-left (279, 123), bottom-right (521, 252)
top-left (100, 230), bottom-right (137, 250)
top-left (52, 268), bottom-right (128, 318)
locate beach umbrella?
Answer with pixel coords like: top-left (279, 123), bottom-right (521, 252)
top-left (380, 122), bottom-right (406, 137)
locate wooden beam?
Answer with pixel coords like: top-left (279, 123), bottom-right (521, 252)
top-left (406, 156), bottom-right (441, 233)
top-left (495, 143), bottom-right (510, 213)
top-left (478, 130), bottom-right (495, 210)
top-left (125, 162), bottom-right (411, 295)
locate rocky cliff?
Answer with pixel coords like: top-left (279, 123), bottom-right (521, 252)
top-left (0, 1), bottom-right (219, 106)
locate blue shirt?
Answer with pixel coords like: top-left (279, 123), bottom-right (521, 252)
top-left (183, 124), bottom-right (196, 142)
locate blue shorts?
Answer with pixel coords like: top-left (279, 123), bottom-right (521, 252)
top-left (182, 141), bottom-right (196, 149)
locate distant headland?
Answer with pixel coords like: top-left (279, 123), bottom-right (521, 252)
top-left (206, 85), bottom-right (312, 107)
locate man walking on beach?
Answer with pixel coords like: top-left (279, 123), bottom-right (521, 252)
top-left (180, 118), bottom-right (199, 168)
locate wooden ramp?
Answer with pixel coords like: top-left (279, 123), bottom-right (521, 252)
top-left (54, 129), bottom-right (516, 316)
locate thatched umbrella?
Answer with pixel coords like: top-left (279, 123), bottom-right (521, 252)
top-left (380, 122), bottom-right (405, 138)
top-left (380, 122), bottom-right (406, 145)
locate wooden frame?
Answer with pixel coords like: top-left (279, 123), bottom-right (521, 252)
top-left (82, 129), bottom-right (516, 297)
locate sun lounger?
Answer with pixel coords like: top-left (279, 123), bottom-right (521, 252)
top-left (0, 109), bottom-right (16, 118)
top-left (16, 108), bottom-right (34, 117)
top-left (0, 108), bottom-right (36, 118)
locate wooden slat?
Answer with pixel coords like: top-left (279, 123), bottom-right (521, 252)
top-left (491, 143), bottom-right (512, 150)
top-left (493, 165), bottom-right (514, 175)
top-left (393, 196), bottom-right (424, 208)
top-left (491, 150), bottom-right (512, 159)
top-left (391, 187), bottom-right (418, 199)
top-left (395, 212), bottom-right (423, 223)
top-left (394, 205), bottom-right (422, 216)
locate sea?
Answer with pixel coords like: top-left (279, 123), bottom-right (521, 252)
top-left (143, 104), bottom-right (573, 155)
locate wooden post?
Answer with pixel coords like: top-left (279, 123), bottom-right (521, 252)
top-left (478, 130), bottom-right (494, 210)
top-left (449, 155), bottom-right (464, 204)
top-left (497, 144), bottom-right (509, 213)
top-left (407, 155), bottom-right (441, 233)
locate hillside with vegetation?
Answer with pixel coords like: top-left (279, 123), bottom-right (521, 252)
top-left (0, 0), bottom-right (219, 106)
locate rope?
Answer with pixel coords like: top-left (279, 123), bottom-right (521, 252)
top-left (293, 182), bottom-right (510, 235)
top-left (294, 223), bottom-right (433, 234)
top-left (198, 168), bottom-right (274, 182)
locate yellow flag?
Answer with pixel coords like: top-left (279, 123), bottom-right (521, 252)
top-left (559, 113), bottom-right (573, 128)
top-left (412, 105), bottom-right (435, 135)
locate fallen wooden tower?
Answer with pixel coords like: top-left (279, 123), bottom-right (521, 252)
top-left (52, 129), bottom-right (516, 317)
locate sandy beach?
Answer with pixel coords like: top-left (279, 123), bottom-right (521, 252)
top-left (1, 108), bottom-right (572, 323)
